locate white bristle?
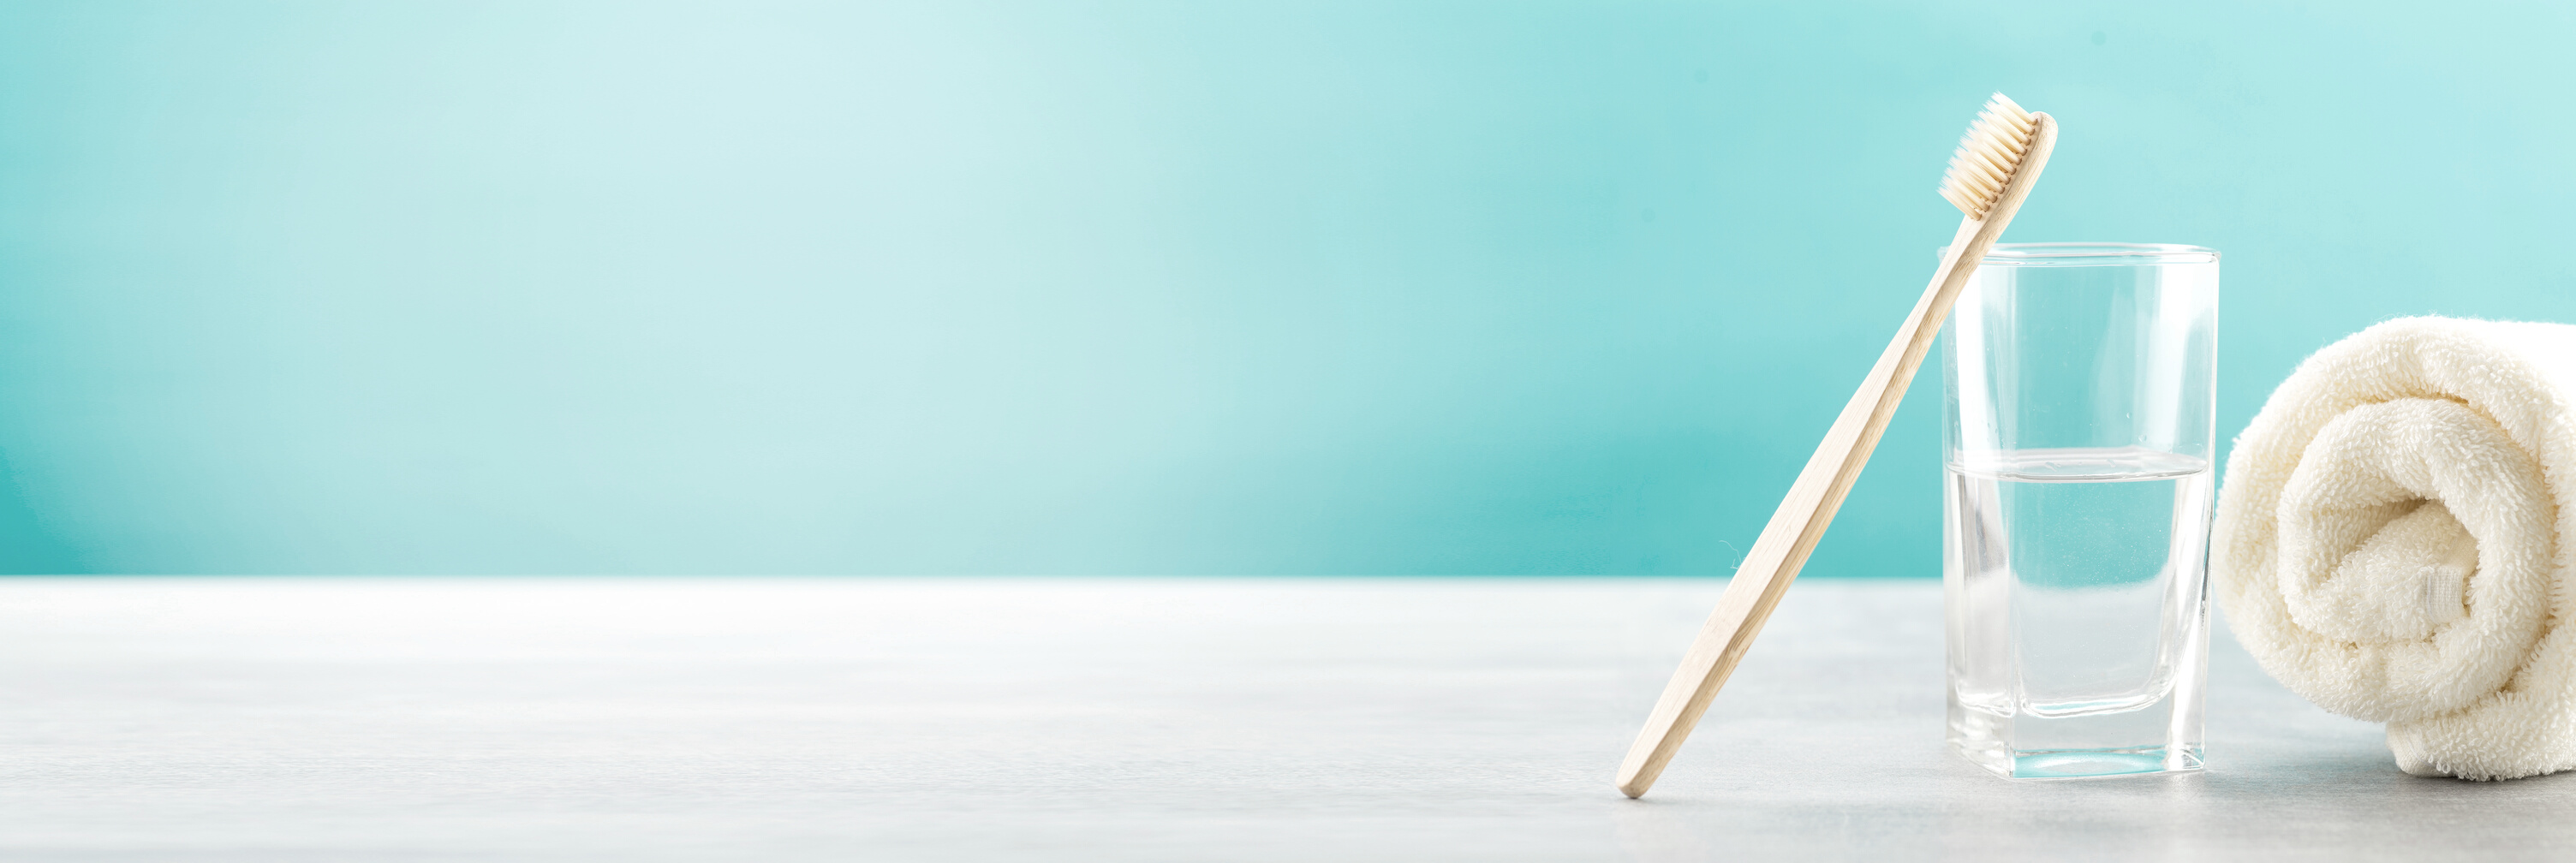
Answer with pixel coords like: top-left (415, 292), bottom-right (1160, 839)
top-left (1937, 92), bottom-right (2037, 219)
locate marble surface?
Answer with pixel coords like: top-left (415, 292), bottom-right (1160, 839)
top-left (4, 576), bottom-right (2572, 861)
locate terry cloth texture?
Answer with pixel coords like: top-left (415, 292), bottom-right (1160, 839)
top-left (2215, 316), bottom-right (2576, 780)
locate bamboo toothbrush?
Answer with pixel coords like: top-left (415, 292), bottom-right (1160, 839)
top-left (1613, 93), bottom-right (2057, 799)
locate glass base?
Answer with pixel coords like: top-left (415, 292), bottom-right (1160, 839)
top-left (1953, 742), bottom-right (2204, 779)
top-left (1948, 691), bottom-right (2203, 779)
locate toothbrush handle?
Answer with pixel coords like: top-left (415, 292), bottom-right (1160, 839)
top-left (1613, 114), bottom-right (2054, 799)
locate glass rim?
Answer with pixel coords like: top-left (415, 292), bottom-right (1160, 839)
top-left (1966, 242), bottom-right (2219, 267)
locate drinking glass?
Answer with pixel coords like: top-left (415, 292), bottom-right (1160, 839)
top-left (1940, 242), bottom-right (2220, 779)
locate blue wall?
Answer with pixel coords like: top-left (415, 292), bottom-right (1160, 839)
top-left (0, 1), bottom-right (2570, 574)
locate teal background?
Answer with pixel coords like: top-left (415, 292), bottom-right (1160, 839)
top-left (0, 1), bottom-right (2570, 575)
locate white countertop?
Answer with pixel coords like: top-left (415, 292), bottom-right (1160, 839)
top-left (5, 576), bottom-right (2569, 861)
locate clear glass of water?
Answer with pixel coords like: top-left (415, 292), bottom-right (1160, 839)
top-left (1940, 242), bottom-right (2219, 779)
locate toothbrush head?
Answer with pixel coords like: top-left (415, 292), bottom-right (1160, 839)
top-left (1937, 92), bottom-right (2042, 220)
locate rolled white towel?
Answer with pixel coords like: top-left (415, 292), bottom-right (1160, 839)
top-left (2215, 316), bottom-right (2576, 780)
